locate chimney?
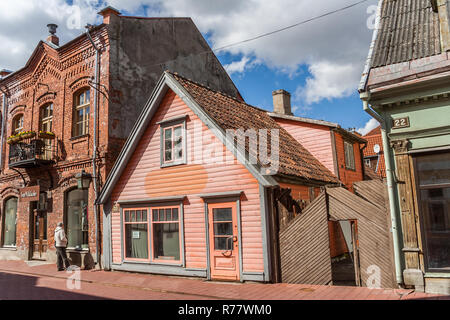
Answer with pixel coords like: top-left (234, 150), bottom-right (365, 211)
top-left (272, 89), bottom-right (292, 115)
top-left (98, 6), bottom-right (121, 25)
top-left (46, 24), bottom-right (59, 46)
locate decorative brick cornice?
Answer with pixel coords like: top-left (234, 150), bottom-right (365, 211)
top-left (69, 76), bottom-right (92, 92)
top-left (36, 92), bottom-right (56, 104)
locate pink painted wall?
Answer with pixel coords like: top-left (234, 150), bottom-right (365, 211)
top-left (110, 89), bottom-right (264, 273)
top-left (274, 119), bottom-right (336, 175)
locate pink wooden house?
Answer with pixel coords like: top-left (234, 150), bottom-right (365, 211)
top-left (98, 72), bottom-right (338, 282)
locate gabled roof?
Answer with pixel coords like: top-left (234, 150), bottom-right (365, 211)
top-left (365, 125), bottom-right (381, 137)
top-left (173, 74), bottom-right (339, 183)
top-left (0, 24), bottom-right (105, 84)
top-left (98, 72), bottom-right (339, 203)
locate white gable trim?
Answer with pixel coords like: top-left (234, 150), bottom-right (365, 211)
top-left (98, 72), bottom-right (277, 204)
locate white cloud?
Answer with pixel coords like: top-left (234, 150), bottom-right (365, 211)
top-left (0, 0), bottom-right (378, 107)
top-left (223, 56), bottom-right (260, 75)
top-left (357, 118), bottom-right (379, 136)
top-left (224, 56), bottom-right (250, 75)
top-left (296, 61), bottom-right (362, 105)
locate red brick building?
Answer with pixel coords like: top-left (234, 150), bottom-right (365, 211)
top-left (0, 7), bottom-right (240, 267)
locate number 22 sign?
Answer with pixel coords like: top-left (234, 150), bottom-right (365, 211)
top-left (392, 117), bottom-right (410, 129)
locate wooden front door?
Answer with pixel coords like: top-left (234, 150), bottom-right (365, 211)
top-left (208, 202), bottom-right (240, 281)
top-left (32, 209), bottom-right (48, 260)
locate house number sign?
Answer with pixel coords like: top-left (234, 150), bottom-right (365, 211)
top-left (392, 117), bottom-right (410, 129)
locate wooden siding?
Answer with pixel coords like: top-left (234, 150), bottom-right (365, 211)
top-left (327, 186), bottom-right (396, 288)
top-left (274, 119), bottom-right (335, 175)
top-left (334, 132), bottom-right (364, 192)
top-left (279, 193), bottom-right (332, 284)
top-left (110, 90), bottom-right (263, 272)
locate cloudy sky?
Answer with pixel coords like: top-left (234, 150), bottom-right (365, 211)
top-left (0, 0), bottom-right (380, 134)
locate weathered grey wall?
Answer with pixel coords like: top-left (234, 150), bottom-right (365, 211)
top-left (107, 16), bottom-right (240, 150)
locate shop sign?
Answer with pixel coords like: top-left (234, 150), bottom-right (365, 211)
top-left (19, 186), bottom-right (40, 202)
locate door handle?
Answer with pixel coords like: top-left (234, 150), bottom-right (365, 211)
top-left (233, 236), bottom-right (238, 242)
top-left (221, 250), bottom-right (232, 257)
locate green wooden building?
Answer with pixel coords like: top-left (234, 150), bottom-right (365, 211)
top-left (359, 0), bottom-right (450, 294)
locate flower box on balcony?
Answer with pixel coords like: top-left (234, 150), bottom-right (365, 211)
top-left (38, 131), bottom-right (55, 140)
top-left (7, 135), bottom-right (22, 145)
top-left (19, 131), bottom-right (36, 140)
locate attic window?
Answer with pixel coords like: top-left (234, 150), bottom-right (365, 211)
top-left (160, 117), bottom-right (187, 167)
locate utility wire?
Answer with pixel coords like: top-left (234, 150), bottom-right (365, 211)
top-left (213, 0), bottom-right (371, 52)
top-left (154, 0), bottom-right (371, 68)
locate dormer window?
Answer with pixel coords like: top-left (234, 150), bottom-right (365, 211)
top-left (12, 114), bottom-right (23, 135)
top-left (159, 116), bottom-right (187, 167)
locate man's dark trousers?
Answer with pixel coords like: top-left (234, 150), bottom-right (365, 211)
top-left (56, 247), bottom-right (70, 270)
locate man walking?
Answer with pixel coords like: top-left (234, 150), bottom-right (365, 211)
top-left (54, 222), bottom-right (70, 271)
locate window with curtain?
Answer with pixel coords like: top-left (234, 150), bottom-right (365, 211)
top-left (151, 207), bottom-right (180, 261)
top-left (3, 197), bottom-right (18, 247)
top-left (416, 152), bottom-right (450, 272)
top-left (73, 89), bottom-right (90, 137)
top-left (124, 209), bottom-right (149, 260)
top-left (65, 189), bottom-right (89, 249)
top-left (12, 114), bottom-right (23, 135)
top-left (344, 141), bottom-right (355, 170)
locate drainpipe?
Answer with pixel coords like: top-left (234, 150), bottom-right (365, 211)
top-left (0, 88), bottom-right (8, 173)
top-left (361, 93), bottom-right (403, 286)
top-left (86, 27), bottom-right (101, 269)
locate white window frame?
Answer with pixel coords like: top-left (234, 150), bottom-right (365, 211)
top-left (159, 117), bottom-right (187, 168)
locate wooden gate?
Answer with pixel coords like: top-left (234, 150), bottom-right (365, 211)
top-left (278, 180), bottom-right (396, 288)
top-left (279, 193), bottom-right (332, 284)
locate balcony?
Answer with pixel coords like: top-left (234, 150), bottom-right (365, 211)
top-left (9, 137), bottom-right (56, 169)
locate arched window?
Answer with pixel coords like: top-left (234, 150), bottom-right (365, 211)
top-left (73, 89), bottom-right (90, 137)
top-left (12, 114), bottom-right (23, 135)
top-left (65, 188), bottom-right (89, 249)
top-left (2, 197), bottom-right (18, 247)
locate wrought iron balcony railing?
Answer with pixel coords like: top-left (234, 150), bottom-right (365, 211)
top-left (9, 138), bottom-right (56, 168)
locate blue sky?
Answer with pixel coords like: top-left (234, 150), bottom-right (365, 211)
top-left (220, 55), bottom-right (368, 131)
top-left (0, 0), bottom-right (380, 134)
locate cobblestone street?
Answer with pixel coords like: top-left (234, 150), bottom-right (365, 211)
top-left (0, 261), bottom-right (448, 300)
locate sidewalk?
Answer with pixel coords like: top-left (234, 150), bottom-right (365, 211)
top-left (0, 260), bottom-right (448, 300)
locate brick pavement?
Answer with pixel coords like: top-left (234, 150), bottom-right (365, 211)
top-left (0, 260), bottom-right (447, 300)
